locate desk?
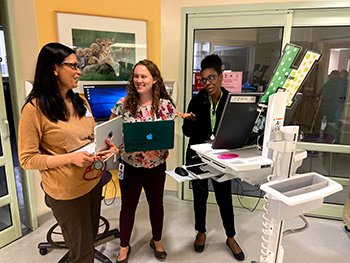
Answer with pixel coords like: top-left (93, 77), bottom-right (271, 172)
top-left (190, 143), bottom-right (273, 185)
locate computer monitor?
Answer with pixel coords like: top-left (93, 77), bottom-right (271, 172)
top-left (212, 92), bottom-right (262, 149)
top-left (83, 83), bottom-right (128, 122)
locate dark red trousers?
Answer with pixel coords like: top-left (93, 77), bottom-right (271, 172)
top-left (119, 162), bottom-right (166, 247)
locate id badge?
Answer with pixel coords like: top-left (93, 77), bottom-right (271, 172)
top-left (118, 163), bottom-right (125, 180)
top-left (84, 105), bottom-right (92, 117)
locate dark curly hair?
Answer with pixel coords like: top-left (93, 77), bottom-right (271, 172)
top-left (200, 54), bottom-right (222, 75)
top-left (124, 59), bottom-right (175, 118)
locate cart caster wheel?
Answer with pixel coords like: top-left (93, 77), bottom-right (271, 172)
top-left (39, 248), bottom-right (48, 255)
top-left (345, 225), bottom-right (350, 232)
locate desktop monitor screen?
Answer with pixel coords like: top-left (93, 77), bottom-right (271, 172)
top-left (84, 84), bottom-right (127, 122)
top-left (212, 92), bottom-right (262, 149)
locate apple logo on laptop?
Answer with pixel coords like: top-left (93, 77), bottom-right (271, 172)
top-left (146, 133), bottom-right (153, 140)
top-left (108, 131), bottom-right (114, 140)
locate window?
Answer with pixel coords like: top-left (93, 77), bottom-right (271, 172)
top-left (0, 28), bottom-right (9, 77)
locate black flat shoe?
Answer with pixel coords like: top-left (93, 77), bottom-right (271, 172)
top-left (226, 239), bottom-right (245, 261)
top-left (194, 233), bottom-right (206, 253)
top-left (149, 238), bottom-right (167, 261)
top-left (116, 245), bottom-right (131, 263)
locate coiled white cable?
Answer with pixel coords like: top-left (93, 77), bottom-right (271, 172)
top-left (260, 195), bottom-right (273, 263)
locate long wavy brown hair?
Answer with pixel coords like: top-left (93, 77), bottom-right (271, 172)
top-left (124, 59), bottom-right (175, 118)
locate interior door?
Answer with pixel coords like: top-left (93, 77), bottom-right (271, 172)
top-left (180, 3), bottom-right (350, 218)
top-left (290, 7), bottom-right (350, 218)
top-left (0, 70), bottom-right (21, 247)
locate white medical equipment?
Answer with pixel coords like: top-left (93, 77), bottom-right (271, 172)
top-left (172, 43), bottom-right (343, 263)
top-left (255, 92), bottom-right (341, 263)
top-left (188, 91), bottom-right (342, 263)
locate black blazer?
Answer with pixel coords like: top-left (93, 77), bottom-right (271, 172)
top-left (182, 87), bottom-right (229, 164)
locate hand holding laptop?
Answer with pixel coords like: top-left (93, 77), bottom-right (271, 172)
top-left (95, 138), bottom-right (119, 161)
top-left (72, 116), bottom-right (123, 155)
top-left (67, 139), bottom-right (119, 168)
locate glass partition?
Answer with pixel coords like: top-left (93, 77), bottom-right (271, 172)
top-left (0, 204), bottom-right (12, 232)
top-left (193, 27), bottom-right (283, 96)
top-left (0, 166), bottom-right (8, 198)
top-left (0, 28), bottom-right (9, 77)
top-left (190, 27), bottom-right (284, 199)
top-left (289, 26), bottom-right (350, 144)
top-left (0, 134), bottom-right (3, 157)
top-left (288, 26), bottom-right (350, 183)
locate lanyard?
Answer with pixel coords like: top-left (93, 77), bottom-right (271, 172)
top-left (208, 92), bottom-right (223, 136)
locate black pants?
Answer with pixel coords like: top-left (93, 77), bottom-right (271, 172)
top-left (47, 180), bottom-right (102, 263)
top-left (192, 178), bottom-right (236, 238)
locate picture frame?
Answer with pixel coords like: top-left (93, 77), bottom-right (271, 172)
top-left (56, 12), bottom-right (147, 92)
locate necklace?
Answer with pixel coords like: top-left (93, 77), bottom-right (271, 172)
top-left (140, 105), bottom-right (149, 108)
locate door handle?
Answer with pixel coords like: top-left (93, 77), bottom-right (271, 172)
top-left (2, 119), bottom-right (10, 139)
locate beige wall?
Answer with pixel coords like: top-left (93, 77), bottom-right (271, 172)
top-left (13, 0), bottom-right (39, 83)
top-left (11, 0), bottom-right (43, 221)
top-left (33, 0), bottom-right (161, 65)
top-left (160, 0), bottom-right (324, 191)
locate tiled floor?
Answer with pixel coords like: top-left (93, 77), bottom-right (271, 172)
top-left (1, 191), bottom-right (350, 263)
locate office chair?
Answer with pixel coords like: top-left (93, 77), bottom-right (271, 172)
top-left (37, 171), bottom-right (119, 263)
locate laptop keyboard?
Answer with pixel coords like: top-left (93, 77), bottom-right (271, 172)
top-left (186, 163), bottom-right (224, 179)
top-left (187, 165), bottom-right (208, 175)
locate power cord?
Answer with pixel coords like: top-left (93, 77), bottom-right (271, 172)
top-left (255, 131), bottom-right (264, 151)
top-left (283, 214), bottom-right (309, 237)
top-left (190, 178), bottom-right (213, 193)
top-left (103, 174), bottom-right (119, 206)
top-left (234, 178), bottom-right (264, 212)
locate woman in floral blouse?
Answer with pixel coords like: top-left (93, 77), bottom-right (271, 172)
top-left (110, 59), bottom-right (177, 263)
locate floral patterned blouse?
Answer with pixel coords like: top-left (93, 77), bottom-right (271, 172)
top-left (111, 97), bottom-right (177, 168)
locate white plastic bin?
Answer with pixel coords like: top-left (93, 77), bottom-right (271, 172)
top-left (260, 172), bottom-right (342, 220)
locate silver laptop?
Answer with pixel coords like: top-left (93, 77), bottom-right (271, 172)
top-left (74, 116), bottom-right (123, 155)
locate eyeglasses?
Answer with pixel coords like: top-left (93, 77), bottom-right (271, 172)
top-left (62, 62), bottom-right (81, 70)
top-left (200, 74), bottom-right (219, 85)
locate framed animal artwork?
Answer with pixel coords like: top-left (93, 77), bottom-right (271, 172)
top-left (56, 12), bottom-right (147, 92)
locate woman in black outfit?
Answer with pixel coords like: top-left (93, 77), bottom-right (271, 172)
top-left (182, 54), bottom-right (245, 261)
